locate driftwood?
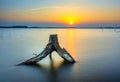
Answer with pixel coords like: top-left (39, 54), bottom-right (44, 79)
top-left (19, 34), bottom-right (75, 65)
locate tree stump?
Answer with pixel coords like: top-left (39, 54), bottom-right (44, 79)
top-left (19, 34), bottom-right (75, 65)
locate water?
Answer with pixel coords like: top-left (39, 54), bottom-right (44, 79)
top-left (0, 28), bottom-right (120, 82)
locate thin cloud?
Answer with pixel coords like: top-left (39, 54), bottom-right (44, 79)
top-left (29, 6), bottom-right (81, 11)
top-left (30, 6), bottom-right (64, 11)
top-left (2, 6), bottom-right (81, 13)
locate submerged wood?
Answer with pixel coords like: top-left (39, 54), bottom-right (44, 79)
top-left (20, 34), bottom-right (75, 65)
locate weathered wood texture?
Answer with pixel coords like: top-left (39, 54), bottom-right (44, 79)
top-left (20, 34), bottom-right (75, 65)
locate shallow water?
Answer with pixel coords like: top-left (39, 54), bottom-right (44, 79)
top-left (0, 28), bottom-right (120, 82)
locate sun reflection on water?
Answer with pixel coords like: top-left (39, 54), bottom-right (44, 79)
top-left (67, 29), bottom-right (77, 59)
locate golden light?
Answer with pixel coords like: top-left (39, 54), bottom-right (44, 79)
top-left (70, 22), bottom-right (73, 25)
top-left (61, 15), bottom-right (81, 26)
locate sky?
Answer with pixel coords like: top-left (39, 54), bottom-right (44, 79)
top-left (0, 0), bottom-right (120, 27)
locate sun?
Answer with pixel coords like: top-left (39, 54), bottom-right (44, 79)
top-left (69, 22), bottom-right (73, 25)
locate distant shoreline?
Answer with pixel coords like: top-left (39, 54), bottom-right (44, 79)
top-left (0, 26), bottom-right (120, 29)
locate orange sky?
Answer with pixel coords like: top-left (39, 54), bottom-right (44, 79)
top-left (0, 0), bottom-right (120, 26)
top-left (1, 6), bottom-right (120, 25)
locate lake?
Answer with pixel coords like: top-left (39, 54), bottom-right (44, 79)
top-left (0, 28), bottom-right (120, 82)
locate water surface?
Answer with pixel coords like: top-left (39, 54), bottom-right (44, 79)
top-left (0, 28), bottom-right (120, 82)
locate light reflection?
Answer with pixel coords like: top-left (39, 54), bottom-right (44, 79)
top-left (67, 29), bottom-right (77, 59)
top-left (24, 58), bottom-right (75, 82)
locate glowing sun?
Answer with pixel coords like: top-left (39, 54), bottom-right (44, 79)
top-left (69, 22), bottom-right (73, 25)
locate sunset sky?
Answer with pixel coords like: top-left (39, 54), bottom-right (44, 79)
top-left (0, 0), bottom-right (120, 27)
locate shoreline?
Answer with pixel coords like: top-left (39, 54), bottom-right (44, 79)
top-left (0, 26), bottom-right (120, 29)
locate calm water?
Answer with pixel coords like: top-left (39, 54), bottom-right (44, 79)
top-left (0, 28), bottom-right (120, 82)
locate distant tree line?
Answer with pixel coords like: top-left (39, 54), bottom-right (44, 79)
top-left (0, 26), bottom-right (120, 29)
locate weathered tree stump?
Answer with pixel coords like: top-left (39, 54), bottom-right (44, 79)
top-left (19, 34), bottom-right (75, 65)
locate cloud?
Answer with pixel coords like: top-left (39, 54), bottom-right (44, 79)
top-left (30, 6), bottom-right (63, 11)
top-left (29, 6), bottom-right (81, 11)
